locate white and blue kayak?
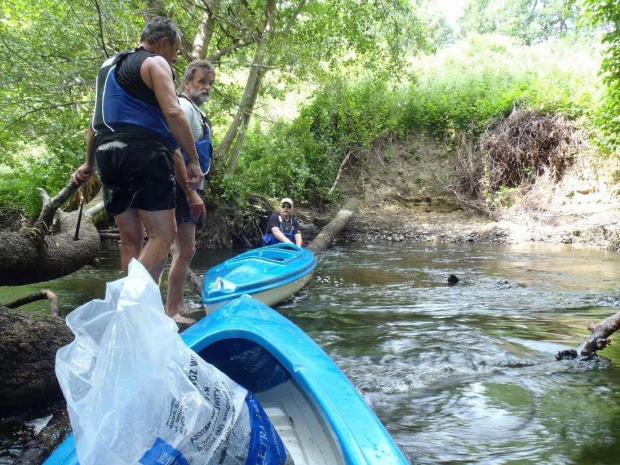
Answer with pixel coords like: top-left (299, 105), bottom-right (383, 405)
top-left (45, 296), bottom-right (409, 464)
top-left (202, 243), bottom-right (317, 314)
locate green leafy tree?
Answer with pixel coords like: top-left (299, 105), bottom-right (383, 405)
top-left (579, 0), bottom-right (620, 150)
top-left (458, 0), bottom-right (583, 44)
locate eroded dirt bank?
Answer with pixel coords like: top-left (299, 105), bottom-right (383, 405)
top-left (323, 131), bottom-right (620, 251)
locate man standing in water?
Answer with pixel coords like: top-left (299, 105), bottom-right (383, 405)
top-left (71, 17), bottom-right (203, 281)
top-left (166, 60), bottom-right (215, 324)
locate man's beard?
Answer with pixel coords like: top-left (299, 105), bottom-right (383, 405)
top-left (191, 91), bottom-right (210, 105)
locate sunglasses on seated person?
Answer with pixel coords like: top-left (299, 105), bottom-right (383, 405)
top-left (281, 203), bottom-right (292, 210)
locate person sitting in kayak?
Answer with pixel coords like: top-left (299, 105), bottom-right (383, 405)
top-left (263, 198), bottom-right (303, 246)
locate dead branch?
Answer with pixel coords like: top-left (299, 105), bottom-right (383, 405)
top-left (328, 149), bottom-right (354, 195)
top-left (481, 109), bottom-right (587, 192)
top-left (3, 290), bottom-right (60, 317)
top-left (581, 312), bottom-right (620, 356)
top-left (556, 311), bottom-right (620, 360)
top-left (36, 181), bottom-right (79, 230)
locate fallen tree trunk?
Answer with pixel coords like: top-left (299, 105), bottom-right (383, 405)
top-left (307, 198), bottom-right (360, 253)
top-left (0, 306), bottom-right (73, 415)
top-left (0, 181), bottom-right (103, 286)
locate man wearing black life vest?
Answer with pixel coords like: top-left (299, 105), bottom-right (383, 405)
top-left (71, 17), bottom-right (203, 282)
top-left (166, 60), bottom-right (215, 324)
top-left (263, 198), bottom-right (303, 247)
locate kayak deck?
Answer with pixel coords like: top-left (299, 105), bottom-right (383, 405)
top-left (202, 243), bottom-right (317, 310)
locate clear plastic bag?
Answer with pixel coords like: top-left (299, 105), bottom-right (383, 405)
top-left (55, 259), bottom-right (288, 465)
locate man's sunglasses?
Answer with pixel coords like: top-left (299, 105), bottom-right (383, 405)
top-left (281, 204), bottom-right (292, 209)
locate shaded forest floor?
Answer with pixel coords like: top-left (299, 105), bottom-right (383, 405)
top-left (320, 132), bottom-right (620, 251)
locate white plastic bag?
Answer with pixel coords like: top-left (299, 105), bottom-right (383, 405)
top-left (55, 259), bottom-right (287, 465)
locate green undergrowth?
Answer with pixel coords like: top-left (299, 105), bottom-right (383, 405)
top-left (233, 34), bottom-right (604, 206)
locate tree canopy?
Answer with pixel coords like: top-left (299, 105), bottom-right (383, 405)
top-left (458, 0), bottom-right (583, 44)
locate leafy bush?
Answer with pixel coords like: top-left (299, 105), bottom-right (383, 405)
top-left (234, 78), bottom-right (402, 205)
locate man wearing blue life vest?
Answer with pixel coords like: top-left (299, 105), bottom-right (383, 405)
top-left (263, 198), bottom-right (303, 247)
top-left (166, 60), bottom-right (215, 324)
top-left (71, 17), bottom-right (203, 282)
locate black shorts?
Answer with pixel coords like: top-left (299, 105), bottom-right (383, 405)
top-left (175, 183), bottom-right (203, 225)
top-left (96, 138), bottom-right (176, 216)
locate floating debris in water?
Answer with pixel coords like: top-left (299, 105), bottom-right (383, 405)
top-left (555, 349), bottom-right (578, 360)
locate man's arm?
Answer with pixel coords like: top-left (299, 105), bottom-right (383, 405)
top-left (142, 56), bottom-right (202, 189)
top-left (173, 150), bottom-right (206, 219)
top-left (71, 125), bottom-right (97, 186)
top-left (294, 219), bottom-right (303, 246)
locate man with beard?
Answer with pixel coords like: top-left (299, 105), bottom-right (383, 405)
top-left (166, 60), bottom-right (215, 324)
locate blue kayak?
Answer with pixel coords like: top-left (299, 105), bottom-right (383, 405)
top-left (45, 296), bottom-right (409, 465)
top-left (202, 243), bottom-right (317, 313)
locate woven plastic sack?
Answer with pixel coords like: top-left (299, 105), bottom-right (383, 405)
top-left (55, 259), bottom-right (287, 465)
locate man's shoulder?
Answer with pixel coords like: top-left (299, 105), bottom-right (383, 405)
top-left (140, 53), bottom-right (168, 69)
top-left (179, 96), bottom-right (193, 112)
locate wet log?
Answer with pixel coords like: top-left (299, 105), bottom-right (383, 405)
top-left (307, 197), bottom-right (360, 253)
top-left (9, 404), bottom-right (71, 465)
top-left (556, 311), bottom-right (620, 360)
top-left (580, 312), bottom-right (620, 356)
top-left (0, 181), bottom-right (104, 286)
top-left (0, 307), bottom-right (73, 415)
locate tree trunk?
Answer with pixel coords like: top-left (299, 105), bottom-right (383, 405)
top-left (218, 0), bottom-right (276, 172)
top-left (0, 307), bottom-right (73, 415)
top-left (307, 198), bottom-right (360, 253)
top-left (0, 209), bottom-right (101, 286)
top-left (191, 0), bottom-right (220, 60)
top-left (0, 182), bottom-right (103, 286)
top-left (224, 56), bottom-right (269, 174)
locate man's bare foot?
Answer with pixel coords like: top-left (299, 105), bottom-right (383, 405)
top-left (171, 314), bottom-right (196, 325)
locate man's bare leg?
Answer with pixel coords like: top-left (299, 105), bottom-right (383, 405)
top-left (115, 209), bottom-right (145, 276)
top-left (138, 209), bottom-right (177, 281)
top-left (166, 222), bottom-right (196, 323)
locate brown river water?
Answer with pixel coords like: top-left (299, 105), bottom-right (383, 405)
top-left (1, 242), bottom-right (619, 464)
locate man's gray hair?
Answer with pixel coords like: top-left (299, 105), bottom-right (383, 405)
top-left (184, 60), bottom-right (216, 82)
top-left (140, 17), bottom-right (182, 45)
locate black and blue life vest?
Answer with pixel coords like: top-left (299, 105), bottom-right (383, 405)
top-left (263, 215), bottom-right (296, 245)
top-left (92, 51), bottom-right (178, 150)
top-left (179, 94), bottom-right (213, 176)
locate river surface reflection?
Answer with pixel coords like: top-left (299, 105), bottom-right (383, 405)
top-left (2, 242), bottom-right (620, 464)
